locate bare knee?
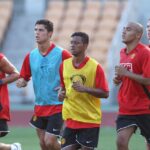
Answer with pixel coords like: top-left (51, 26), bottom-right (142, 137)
top-left (39, 139), bottom-right (47, 150)
top-left (146, 142), bottom-right (150, 150)
top-left (81, 146), bottom-right (94, 150)
top-left (45, 134), bottom-right (60, 150)
top-left (117, 136), bottom-right (128, 150)
top-left (45, 139), bottom-right (55, 148)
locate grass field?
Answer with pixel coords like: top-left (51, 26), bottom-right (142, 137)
top-left (0, 127), bottom-right (146, 150)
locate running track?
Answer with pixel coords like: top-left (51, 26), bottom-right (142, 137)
top-left (8, 111), bottom-right (117, 127)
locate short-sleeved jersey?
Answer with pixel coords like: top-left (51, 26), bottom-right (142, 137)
top-left (118, 43), bottom-right (150, 115)
top-left (20, 43), bottom-right (71, 116)
top-left (60, 56), bottom-right (109, 128)
top-left (0, 53), bottom-right (10, 121)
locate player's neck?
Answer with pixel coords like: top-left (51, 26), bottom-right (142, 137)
top-left (38, 41), bottom-right (50, 55)
top-left (126, 41), bottom-right (139, 53)
top-left (73, 55), bottom-right (86, 67)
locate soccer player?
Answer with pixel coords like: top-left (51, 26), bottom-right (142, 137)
top-left (58, 32), bottom-right (109, 150)
top-left (0, 53), bottom-right (21, 150)
top-left (113, 22), bottom-right (150, 150)
top-left (16, 19), bottom-right (71, 150)
top-left (146, 18), bottom-right (150, 45)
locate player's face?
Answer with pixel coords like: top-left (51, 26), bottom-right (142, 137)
top-left (70, 36), bottom-right (86, 57)
top-left (122, 23), bottom-right (137, 44)
top-left (146, 20), bottom-right (150, 41)
top-left (34, 24), bottom-right (52, 44)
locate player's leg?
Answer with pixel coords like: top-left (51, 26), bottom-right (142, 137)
top-left (81, 147), bottom-right (94, 150)
top-left (36, 128), bottom-right (48, 150)
top-left (117, 127), bottom-right (135, 150)
top-left (30, 115), bottom-right (48, 150)
top-left (77, 127), bottom-right (100, 150)
top-left (0, 120), bottom-right (10, 150)
top-left (45, 113), bottom-right (63, 150)
top-left (0, 143), bottom-right (22, 150)
top-left (146, 143), bottom-right (150, 150)
top-left (116, 115), bottom-right (137, 150)
top-left (0, 119), bottom-right (9, 137)
top-left (136, 115), bottom-right (150, 150)
top-left (0, 143), bottom-right (10, 150)
top-left (61, 127), bottom-right (80, 150)
top-left (0, 120), bottom-right (22, 150)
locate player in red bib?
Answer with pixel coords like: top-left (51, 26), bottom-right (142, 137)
top-left (0, 53), bottom-right (22, 150)
top-left (114, 22), bottom-right (150, 150)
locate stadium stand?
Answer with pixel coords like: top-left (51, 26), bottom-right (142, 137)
top-left (0, 0), bottom-right (13, 46)
top-left (45, 0), bottom-right (66, 41)
top-left (0, 0), bottom-right (128, 105)
top-left (57, 0), bottom-right (84, 47)
top-left (78, 0), bottom-right (101, 37)
top-left (45, 0), bottom-right (126, 73)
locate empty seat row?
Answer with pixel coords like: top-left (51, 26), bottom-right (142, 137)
top-left (45, 0), bottom-right (127, 73)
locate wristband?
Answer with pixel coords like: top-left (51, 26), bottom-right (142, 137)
top-left (0, 79), bottom-right (3, 85)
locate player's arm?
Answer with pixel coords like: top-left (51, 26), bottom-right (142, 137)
top-left (72, 64), bottom-right (109, 98)
top-left (115, 48), bottom-right (150, 85)
top-left (113, 76), bottom-right (122, 86)
top-left (16, 78), bottom-right (28, 88)
top-left (0, 56), bottom-right (19, 84)
top-left (16, 53), bottom-right (31, 88)
top-left (72, 82), bottom-right (108, 98)
top-left (115, 65), bottom-right (150, 85)
top-left (58, 63), bottom-right (67, 101)
top-left (58, 87), bottom-right (67, 102)
top-left (53, 50), bottom-right (71, 91)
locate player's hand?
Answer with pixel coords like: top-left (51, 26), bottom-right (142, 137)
top-left (115, 65), bottom-right (128, 77)
top-left (58, 87), bottom-right (67, 102)
top-left (54, 86), bottom-right (61, 91)
top-left (113, 76), bottom-right (122, 86)
top-left (16, 78), bottom-right (27, 88)
top-left (72, 81), bottom-right (86, 92)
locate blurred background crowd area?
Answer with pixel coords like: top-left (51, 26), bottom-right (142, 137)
top-left (0, 0), bottom-right (150, 110)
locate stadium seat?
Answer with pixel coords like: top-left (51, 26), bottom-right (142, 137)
top-left (45, 0), bottom-right (65, 32)
top-left (44, 0), bottom-right (125, 73)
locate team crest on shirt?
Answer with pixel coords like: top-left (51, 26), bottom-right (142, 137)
top-left (61, 138), bottom-right (66, 145)
top-left (120, 63), bottom-right (133, 72)
top-left (33, 116), bottom-right (37, 122)
top-left (130, 53), bottom-right (136, 59)
top-left (70, 74), bottom-right (86, 85)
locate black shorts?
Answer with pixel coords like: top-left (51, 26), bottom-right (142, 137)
top-left (30, 112), bottom-right (63, 136)
top-left (0, 119), bottom-right (10, 137)
top-left (116, 114), bottom-right (150, 143)
top-left (61, 127), bottom-right (100, 149)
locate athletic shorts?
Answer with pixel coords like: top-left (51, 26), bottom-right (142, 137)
top-left (61, 127), bottom-right (100, 149)
top-left (0, 119), bottom-right (10, 137)
top-left (116, 114), bottom-right (150, 143)
top-left (30, 112), bottom-right (63, 136)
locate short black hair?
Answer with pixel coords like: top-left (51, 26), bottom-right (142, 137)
top-left (35, 19), bottom-right (53, 32)
top-left (71, 32), bottom-right (89, 44)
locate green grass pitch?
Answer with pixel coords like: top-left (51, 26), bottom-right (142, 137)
top-left (0, 127), bottom-right (146, 150)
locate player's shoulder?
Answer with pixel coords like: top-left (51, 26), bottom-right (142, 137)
top-left (0, 53), bottom-right (5, 60)
top-left (137, 43), bottom-right (150, 54)
top-left (63, 57), bottom-right (72, 63)
top-left (53, 43), bottom-right (64, 51)
top-left (120, 47), bottom-right (126, 54)
top-left (89, 57), bottom-right (99, 65)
